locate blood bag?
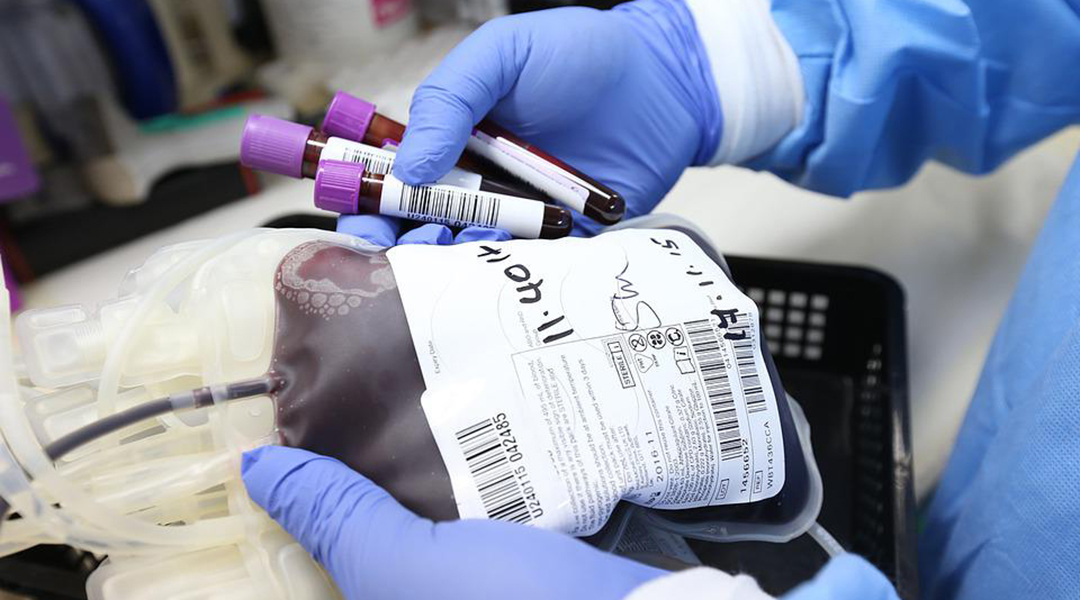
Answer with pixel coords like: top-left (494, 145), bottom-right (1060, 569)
top-left (269, 241), bottom-right (457, 520)
top-left (1, 215), bottom-right (822, 600)
top-left (266, 216), bottom-right (822, 540)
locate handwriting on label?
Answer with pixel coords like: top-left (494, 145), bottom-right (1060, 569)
top-left (477, 245), bottom-right (575, 344)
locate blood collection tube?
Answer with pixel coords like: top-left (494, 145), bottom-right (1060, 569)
top-left (322, 91), bottom-right (626, 225)
top-left (320, 91), bottom-right (407, 150)
top-left (313, 160), bottom-right (571, 239)
top-left (240, 115), bottom-right (532, 198)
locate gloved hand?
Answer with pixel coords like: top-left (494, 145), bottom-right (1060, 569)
top-left (242, 446), bottom-right (664, 600)
top-left (781, 554), bottom-right (900, 600)
top-left (336, 214), bottom-right (511, 247)
top-left (392, 0), bottom-right (721, 235)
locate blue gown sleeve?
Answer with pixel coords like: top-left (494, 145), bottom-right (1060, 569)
top-left (749, 0), bottom-right (1080, 196)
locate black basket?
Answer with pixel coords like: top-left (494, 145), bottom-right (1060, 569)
top-left (0, 545), bottom-right (101, 599)
top-left (684, 255), bottom-right (917, 599)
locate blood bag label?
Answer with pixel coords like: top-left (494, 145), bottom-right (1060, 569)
top-left (388, 229), bottom-right (784, 535)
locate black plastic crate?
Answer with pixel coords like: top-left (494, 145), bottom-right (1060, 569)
top-left (686, 255), bottom-right (917, 599)
top-left (0, 545), bottom-right (100, 599)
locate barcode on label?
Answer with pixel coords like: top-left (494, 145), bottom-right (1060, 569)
top-left (340, 146), bottom-right (394, 175)
top-left (728, 316), bottom-right (768, 414)
top-left (398, 185), bottom-right (501, 228)
top-left (685, 320), bottom-right (743, 461)
top-left (455, 418), bottom-right (533, 524)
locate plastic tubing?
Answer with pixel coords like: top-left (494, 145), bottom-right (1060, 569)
top-left (807, 522), bottom-right (845, 557)
top-left (94, 229), bottom-right (262, 421)
top-left (3, 230), bottom-right (266, 551)
top-left (1, 518), bottom-right (59, 550)
top-left (0, 451), bottom-right (241, 554)
top-left (45, 398), bottom-right (174, 462)
top-left (21, 446), bottom-right (255, 551)
top-left (45, 377), bottom-right (277, 462)
top-left (0, 289), bottom-right (74, 541)
top-left (80, 451), bottom-right (234, 510)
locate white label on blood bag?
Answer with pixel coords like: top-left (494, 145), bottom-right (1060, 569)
top-left (388, 229), bottom-right (785, 536)
top-left (323, 137), bottom-right (483, 190)
top-left (379, 174), bottom-right (544, 239)
top-left (466, 130), bottom-right (589, 213)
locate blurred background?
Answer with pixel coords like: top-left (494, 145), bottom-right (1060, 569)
top-left (0, 0), bottom-right (622, 294)
top-left (0, 0), bottom-right (1076, 510)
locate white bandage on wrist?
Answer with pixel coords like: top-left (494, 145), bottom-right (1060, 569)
top-left (685, 0), bottom-right (805, 165)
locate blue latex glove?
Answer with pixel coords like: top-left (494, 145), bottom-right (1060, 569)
top-left (916, 155), bottom-right (1080, 599)
top-left (242, 446), bottom-right (664, 600)
top-left (392, 1), bottom-right (721, 235)
top-left (782, 555), bottom-right (899, 600)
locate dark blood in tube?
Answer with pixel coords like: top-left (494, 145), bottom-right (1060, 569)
top-left (322, 92), bottom-right (626, 225)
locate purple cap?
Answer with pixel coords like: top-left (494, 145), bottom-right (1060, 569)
top-left (0, 97), bottom-right (40, 201)
top-left (240, 115), bottom-right (312, 178)
top-left (314, 160), bottom-right (364, 214)
top-left (322, 92), bottom-right (377, 142)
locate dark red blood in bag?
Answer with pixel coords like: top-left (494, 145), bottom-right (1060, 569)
top-left (269, 241), bottom-right (458, 520)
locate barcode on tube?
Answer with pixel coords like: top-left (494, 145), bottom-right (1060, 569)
top-left (685, 320), bottom-right (743, 461)
top-left (341, 147), bottom-right (394, 175)
top-left (399, 185), bottom-right (500, 228)
top-left (455, 418), bottom-right (533, 524)
top-left (728, 316), bottom-right (767, 414)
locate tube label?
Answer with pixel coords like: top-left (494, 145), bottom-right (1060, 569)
top-left (323, 137), bottom-right (482, 190)
top-left (387, 229), bottom-right (785, 535)
top-left (466, 130), bottom-right (589, 213)
top-left (379, 175), bottom-right (545, 239)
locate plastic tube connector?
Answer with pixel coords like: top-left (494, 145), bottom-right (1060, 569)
top-left (17, 310), bottom-right (108, 388)
top-left (72, 321), bottom-right (107, 365)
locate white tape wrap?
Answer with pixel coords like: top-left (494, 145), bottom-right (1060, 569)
top-left (685, 0), bottom-right (805, 164)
